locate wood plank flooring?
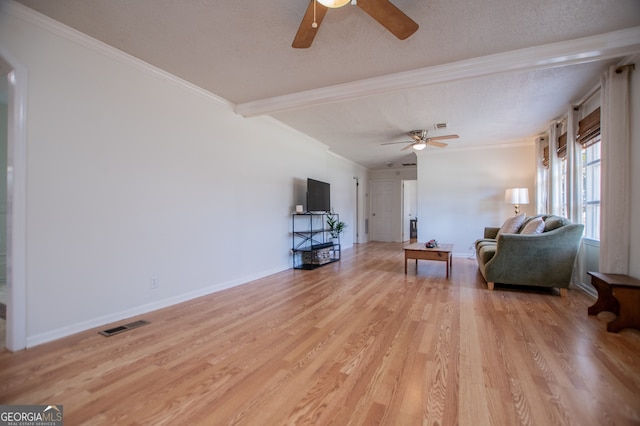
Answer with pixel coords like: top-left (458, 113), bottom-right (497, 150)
top-left (1, 242), bottom-right (639, 425)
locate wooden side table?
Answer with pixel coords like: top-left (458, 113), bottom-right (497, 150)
top-left (587, 271), bottom-right (640, 333)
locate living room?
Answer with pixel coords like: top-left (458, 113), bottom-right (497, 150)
top-left (1, 0), bottom-right (639, 347)
top-left (0, 0), bottom-right (639, 423)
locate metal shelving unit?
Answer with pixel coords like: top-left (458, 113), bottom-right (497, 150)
top-left (292, 213), bottom-right (341, 269)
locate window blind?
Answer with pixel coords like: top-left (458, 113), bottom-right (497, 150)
top-left (557, 132), bottom-right (567, 158)
top-left (577, 107), bottom-right (600, 147)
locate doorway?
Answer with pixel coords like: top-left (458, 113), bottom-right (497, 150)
top-left (0, 73), bottom-right (6, 346)
top-left (402, 180), bottom-right (417, 242)
top-left (353, 177), bottom-right (360, 244)
top-left (370, 179), bottom-right (395, 242)
top-left (0, 46), bottom-right (27, 351)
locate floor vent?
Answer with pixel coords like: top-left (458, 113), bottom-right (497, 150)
top-left (100, 320), bottom-right (150, 337)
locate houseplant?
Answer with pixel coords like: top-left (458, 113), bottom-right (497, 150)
top-left (326, 211), bottom-right (347, 239)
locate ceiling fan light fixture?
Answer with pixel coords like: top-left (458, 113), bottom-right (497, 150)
top-left (413, 142), bottom-right (427, 151)
top-left (317, 0), bottom-right (351, 8)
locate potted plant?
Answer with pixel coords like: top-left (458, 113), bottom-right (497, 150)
top-left (326, 211), bottom-right (347, 239)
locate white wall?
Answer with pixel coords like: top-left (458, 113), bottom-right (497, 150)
top-left (0, 5), bottom-right (368, 347)
top-left (326, 153), bottom-right (368, 247)
top-left (417, 144), bottom-right (536, 256)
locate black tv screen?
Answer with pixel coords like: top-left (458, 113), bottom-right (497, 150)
top-left (307, 178), bottom-right (330, 212)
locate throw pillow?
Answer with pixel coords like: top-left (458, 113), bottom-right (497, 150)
top-left (497, 213), bottom-right (526, 236)
top-left (544, 215), bottom-right (569, 232)
top-left (520, 217), bottom-right (545, 234)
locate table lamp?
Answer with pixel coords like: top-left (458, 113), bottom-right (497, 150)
top-left (505, 188), bottom-right (529, 215)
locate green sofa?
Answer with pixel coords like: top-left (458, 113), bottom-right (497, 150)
top-left (475, 215), bottom-right (584, 296)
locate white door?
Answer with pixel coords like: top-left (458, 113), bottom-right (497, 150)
top-left (370, 180), bottom-right (395, 242)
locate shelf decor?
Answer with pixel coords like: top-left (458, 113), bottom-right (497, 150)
top-left (326, 211), bottom-right (347, 239)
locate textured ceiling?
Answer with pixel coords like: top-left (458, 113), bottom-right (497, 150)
top-left (11, 0), bottom-right (640, 168)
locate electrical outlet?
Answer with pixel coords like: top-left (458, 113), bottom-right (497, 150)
top-left (150, 276), bottom-right (158, 290)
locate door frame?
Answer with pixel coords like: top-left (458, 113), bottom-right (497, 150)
top-left (402, 180), bottom-right (417, 242)
top-left (1, 45), bottom-right (28, 352)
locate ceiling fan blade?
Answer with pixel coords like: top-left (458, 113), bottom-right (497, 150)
top-left (381, 140), bottom-right (412, 146)
top-left (427, 140), bottom-right (448, 148)
top-left (401, 143), bottom-right (415, 151)
top-left (292, 0), bottom-right (328, 48)
top-left (429, 134), bottom-right (459, 141)
top-left (356, 0), bottom-right (419, 40)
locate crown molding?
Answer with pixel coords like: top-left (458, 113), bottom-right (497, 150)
top-left (235, 26), bottom-right (640, 117)
top-left (2, 0), bottom-right (234, 109)
top-left (415, 139), bottom-right (535, 156)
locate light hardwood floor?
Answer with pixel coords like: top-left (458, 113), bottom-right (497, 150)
top-left (1, 242), bottom-right (639, 425)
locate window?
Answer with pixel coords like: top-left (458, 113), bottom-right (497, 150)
top-left (578, 107), bottom-right (601, 241)
top-left (582, 136), bottom-right (601, 240)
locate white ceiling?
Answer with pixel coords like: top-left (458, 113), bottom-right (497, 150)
top-left (13, 0), bottom-right (640, 169)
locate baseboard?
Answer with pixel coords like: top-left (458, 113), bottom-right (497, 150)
top-left (25, 264), bottom-right (289, 348)
top-left (575, 281), bottom-right (597, 299)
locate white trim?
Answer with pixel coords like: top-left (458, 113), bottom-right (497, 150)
top-left (26, 265), bottom-right (288, 348)
top-left (575, 282), bottom-right (597, 299)
top-left (4, 0), bottom-right (233, 109)
top-left (417, 139), bottom-right (535, 155)
top-left (236, 27), bottom-right (640, 117)
top-left (0, 44), bottom-right (27, 352)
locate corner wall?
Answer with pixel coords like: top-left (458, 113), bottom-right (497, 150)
top-left (0, 4), bottom-right (368, 347)
top-left (416, 143), bottom-right (536, 256)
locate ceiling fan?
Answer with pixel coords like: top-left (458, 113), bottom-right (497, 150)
top-left (381, 130), bottom-right (460, 151)
top-left (292, 0), bottom-right (419, 48)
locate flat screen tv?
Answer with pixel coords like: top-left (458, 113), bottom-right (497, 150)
top-left (307, 178), bottom-right (330, 213)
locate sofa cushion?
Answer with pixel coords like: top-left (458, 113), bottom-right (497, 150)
top-left (497, 213), bottom-right (526, 236)
top-left (517, 214), bottom-right (543, 232)
top-left (544, 215), bottom-right (570, 232)
top-left (475, 239), bottom-right (496, 251)
top-left (520, 217), bottom-right (545, 234)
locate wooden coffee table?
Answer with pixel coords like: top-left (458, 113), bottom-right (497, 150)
top-left (404, 242), bottom-right (454, 278)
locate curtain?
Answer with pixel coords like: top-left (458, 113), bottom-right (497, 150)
top-left (565, 107), bottom-right (584, 287)
top-left (535, 136), bottom-right (548, 214)
top-left (600, 65), bottom-right (631, 274)
top-left (566, 107), bottom-right (582, 224)
top-left (547, 123), bottom-right (562, 216)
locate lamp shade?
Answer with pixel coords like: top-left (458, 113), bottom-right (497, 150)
top-left (505, 188), bottom-right (529, 205)
top-left (317, 0), bottom-right (351, 7)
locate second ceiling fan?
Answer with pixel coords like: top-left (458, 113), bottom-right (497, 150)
top-left (382, 130), bottom-right (460, 151)
top-left (293, 0), bottom-right (419, 48)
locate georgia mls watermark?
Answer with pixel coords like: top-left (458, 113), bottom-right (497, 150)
top-left (0, 405), bottom-right (63, 426)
